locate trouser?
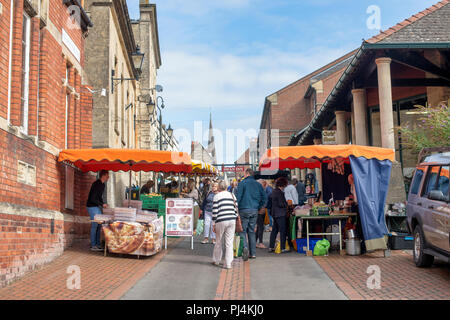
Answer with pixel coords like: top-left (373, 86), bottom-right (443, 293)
top-left (204, 211), bottom-right (216, 239)
top-left (256, 213), bottom-right (265, 243)
top-left (213, 220), bottom-right (236, 268)
top-left (87, 206), bottom-right (102, 247)
top-left (270, 216), bottom-right (287, 250)
top-left (268, 210), bottom-right (273, 227)
top-left (239, 209), bottom-right (258, 257)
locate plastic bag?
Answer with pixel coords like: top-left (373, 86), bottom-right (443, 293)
top-left (233, 235), bottom-right (244, 257)
top-left (274, 240), bottom-right (290, 254)
top-left (313, 239), bottom-right (331, 256)
top-left (195, 219), bottom-right (204, 235)
top-left (264, 209), bottom-right (270, 225)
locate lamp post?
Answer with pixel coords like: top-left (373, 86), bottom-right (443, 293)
top-left (156, 96), bottom-right (165, 151)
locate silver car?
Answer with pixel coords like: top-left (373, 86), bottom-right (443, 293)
top-left (406, 151), bottom-right (450, 267)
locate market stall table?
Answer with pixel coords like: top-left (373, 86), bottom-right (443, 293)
top-left (260, 145), bottom-right (396, 254)
top-left (58, 148), bottom-right (192, 257)
top-left (294, 213), bottom-right (356, 255)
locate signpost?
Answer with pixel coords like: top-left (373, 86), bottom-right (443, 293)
top-left (164, 198), bottom-right (194, 250)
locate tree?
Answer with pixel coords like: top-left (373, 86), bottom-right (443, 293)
top-left (396, 101), bottom-right (450, 153)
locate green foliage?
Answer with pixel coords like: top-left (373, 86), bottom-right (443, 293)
top-left (397, 102), bottom-right (450, 153)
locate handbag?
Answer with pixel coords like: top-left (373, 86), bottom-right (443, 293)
top-left (232, 194), bottom-right (243, 233)
top-left (235, 214), bottom-right (243, 233)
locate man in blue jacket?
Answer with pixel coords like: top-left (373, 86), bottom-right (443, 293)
top-left (237, 168), bottom-right (267, 260)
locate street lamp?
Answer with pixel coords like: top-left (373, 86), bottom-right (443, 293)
top-left (111, 45), bottom-right (145, 93)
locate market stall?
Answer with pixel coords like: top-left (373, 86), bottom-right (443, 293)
top-left (58, 148), bottom-right (192, 257)
top-left (259, 145), bottom-right (395, 255)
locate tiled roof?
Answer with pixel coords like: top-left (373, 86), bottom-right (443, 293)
top-left (367, 0), bottom-right (450, 44)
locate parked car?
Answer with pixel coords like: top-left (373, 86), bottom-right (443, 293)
top-left (406, 150), bottom-right (450, 267)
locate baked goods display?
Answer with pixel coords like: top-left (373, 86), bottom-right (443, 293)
top-left (102, 216), bottom-right (163, 256)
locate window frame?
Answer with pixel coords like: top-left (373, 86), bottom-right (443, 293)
top-left (421, 165), bottom-right (441, 197)
top-left (20, 12), bottom-right (32, 135)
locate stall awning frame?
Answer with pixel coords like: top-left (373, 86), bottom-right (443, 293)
top-left (259, 145), bottom-right (395, 170)
top-left (58, 149), bottom-right (192, 173)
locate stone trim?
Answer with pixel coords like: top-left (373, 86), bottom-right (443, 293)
top-left (0, 202), bottom-right (90, 224)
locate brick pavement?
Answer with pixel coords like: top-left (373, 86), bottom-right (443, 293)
top-left (0, 238), bottom-right (181, 300)
top-left (214, 257), bottom-right (251, 300)
top-left (315, 250), bottom-right (450, 300)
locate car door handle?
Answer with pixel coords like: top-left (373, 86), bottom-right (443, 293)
top-left (428, 205), bottom-right (434, 209)
top-left (417, 202), bottom-right (422, 206)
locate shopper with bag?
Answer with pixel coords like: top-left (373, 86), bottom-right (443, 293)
top-left (211, 181), bottom-right (238, 269)
top-left (200, 182), bottom-right (219, 244)
top-left (269, 177), bottom-right (289, 253)
top-left (236, 168), bottom-right (267, 260)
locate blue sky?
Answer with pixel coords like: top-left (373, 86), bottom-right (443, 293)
top-left (127, 0), bottom-right (438, 163)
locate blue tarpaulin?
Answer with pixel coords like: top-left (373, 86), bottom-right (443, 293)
top-left (349, 156), bottom-right (392, 251)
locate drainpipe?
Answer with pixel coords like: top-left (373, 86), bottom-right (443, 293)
top-left (7, 0), bottom-right (14, 123)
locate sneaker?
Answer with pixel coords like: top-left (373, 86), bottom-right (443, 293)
top-left (281, 249), bottom-right (290, 253)
top-left (90, 246), bottom-right (102, 252)
top-left (201, 239), bottom-right (209, 244)
top-left (249, 256), bottom-right (256, 259)
top-left (211, 261), bottom-right (221, 267)
top-left (222, 265), bottom-right (232, 270)
top-left (268, 248), bottom-right (275, 253)
top-left (242, 247), bottom-right (249, 261)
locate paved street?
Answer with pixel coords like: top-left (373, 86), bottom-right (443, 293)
top-left (0, 232), bottom-right (448, 300)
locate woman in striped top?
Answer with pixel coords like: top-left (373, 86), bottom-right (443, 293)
top-left (211, 181), bottom-right (238, 269)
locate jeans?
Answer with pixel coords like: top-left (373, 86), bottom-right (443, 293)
top-left (204, 211), bottom-right (216, 239)
top-left (87, 206), bottom-right (102, 247)
top-left (270, 216), bottom-right (287, 250)
top-left (239, 209), bottom-right (258, 257)
top-left (256, 213), bottom-right (265, 243)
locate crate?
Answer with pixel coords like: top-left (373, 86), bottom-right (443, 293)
top-left (296, 238), bottom-right (323, 254)
top-left (388, 233), bottom-right (414, 250)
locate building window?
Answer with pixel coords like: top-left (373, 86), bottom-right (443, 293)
top-left (20, 13), bottom-right (31, 134)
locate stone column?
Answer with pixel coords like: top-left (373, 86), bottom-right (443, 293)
top-left (351, 89), bottom-right (368, 146)
top-left (313, 138), bottom-right (322, 195)
top-left (350, 104), bottom-right (356, 144)
top-left (335, 111), bottom-right (347, 144)
top-left (375, 57), bottom-right (395, 150)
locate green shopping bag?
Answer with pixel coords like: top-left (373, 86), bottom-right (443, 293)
top-left (233, 234), bottom-right (244, 257)
top-left (195, 219), bottom-right (204, 235)
top-left (313, 239), bottom-right (330, 256)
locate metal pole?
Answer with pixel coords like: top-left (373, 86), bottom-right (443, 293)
top-left (128, 166), bottom-right (132, 207)
top-left (159, 110), bottom-right (162, 151)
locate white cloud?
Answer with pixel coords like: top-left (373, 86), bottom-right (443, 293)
top-left (158, 46), bottom-right (352, 111)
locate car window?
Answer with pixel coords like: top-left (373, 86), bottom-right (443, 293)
top-left (436, 166), bottom-right (449, 201)
top-left (410, 168), bottom-right (424, 195)
top-left (422, 166), bottom-right (440, 197)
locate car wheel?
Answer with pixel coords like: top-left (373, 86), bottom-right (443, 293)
top-left (413, 226), bottom-right (434, 268)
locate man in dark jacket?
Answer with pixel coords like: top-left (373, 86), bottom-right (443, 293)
top-left (236, 168), bottom-right (267, 260)
top-left (269, 177), bottom-right (289, 253)
top-left (87, 170), bottom-right (109, 251)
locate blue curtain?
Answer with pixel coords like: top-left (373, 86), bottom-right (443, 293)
top-left (349, 156), bottom-right (391, 249)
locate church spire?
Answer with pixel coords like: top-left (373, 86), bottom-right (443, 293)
top-left (207, 112), bottom-right (217, 164)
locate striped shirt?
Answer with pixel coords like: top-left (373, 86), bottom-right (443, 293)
top-left (212, 191), bottom-right (238, 223)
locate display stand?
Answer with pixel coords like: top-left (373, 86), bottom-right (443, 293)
top-left (164, 198), bottom-right (194, 251)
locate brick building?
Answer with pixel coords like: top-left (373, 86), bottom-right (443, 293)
top-left (257, 50), bottom-right (357, 155)
top-left (0, 0), bottom-right (94, 287)
top-left (298, 0), bottom-right (450, 201)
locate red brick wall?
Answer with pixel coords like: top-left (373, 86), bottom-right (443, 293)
top-left (0, 0), bottom-right (94, 287)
